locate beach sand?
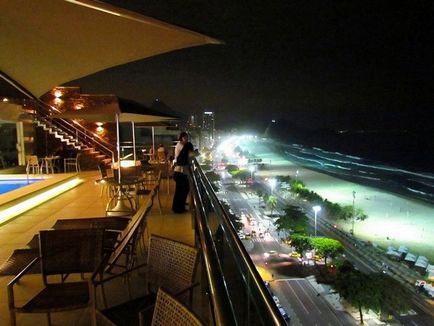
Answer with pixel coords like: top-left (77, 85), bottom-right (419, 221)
top-left (244, 140), bottom-right (434, 261)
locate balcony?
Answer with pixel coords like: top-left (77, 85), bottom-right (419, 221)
top-left (0, 159), bottom-right (285, 325)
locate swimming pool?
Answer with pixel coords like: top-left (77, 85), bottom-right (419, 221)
top-left (0, 179), bottom-right (42, 195)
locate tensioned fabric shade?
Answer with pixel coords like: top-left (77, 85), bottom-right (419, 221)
top-left (51, 101), bottom-right (177, 123)
top-left (0, 0), bottom-right (221, 98)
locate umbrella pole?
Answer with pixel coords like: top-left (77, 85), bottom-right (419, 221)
top-left (116, 113), bottom-right (121, 183)
top-left (132, 122), bottom-right (136, 162)
top-left (152, 126), bottom-right (155, 160)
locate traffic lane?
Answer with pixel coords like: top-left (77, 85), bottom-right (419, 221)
top-left (398, 313), bottom-right (434, 326)
top-left (250, 239), bottom-right (281, 258)
top-left (274, 279), bottom-right (345, 326)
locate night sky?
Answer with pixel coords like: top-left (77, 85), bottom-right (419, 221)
top-left (60, 2), bottom-right (434, 131)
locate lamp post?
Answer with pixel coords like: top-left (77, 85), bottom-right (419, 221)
top-left (249, 165), bottom-right (255, 181)
top-left (351, 191), bottom-right (356, 235)
top-left (268, 178), bottom-right (277, 195)
top-left (313, 205), bottom-right (321, 237)
top-left (295, 169), bottom-right (299, 182)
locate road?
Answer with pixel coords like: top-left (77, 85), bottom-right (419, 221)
top-left (219, 173), bottom-right (357, 325)
top-left (218, 171), bottom-right (434, 325)
top-left (272, 279), bottom-right (345, 326)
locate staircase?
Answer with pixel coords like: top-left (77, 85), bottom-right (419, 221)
top-left (34, 108), bottom-right (115, 170)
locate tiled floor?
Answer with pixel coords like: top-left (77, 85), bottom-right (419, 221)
top-left (0, 171), bottom-right (193, 325)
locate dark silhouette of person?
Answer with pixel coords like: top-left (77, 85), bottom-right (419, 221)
top-left (172, 132), bottom-right (194, 213)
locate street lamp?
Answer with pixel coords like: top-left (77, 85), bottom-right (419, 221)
top-left (351, 191), bottom-right (356, 235)
top-left (295, 169), bottom-right (299, 182)
top-left (313, 205), bottom-right (321, 237)
top-left (249, 165), bottom-right (255, 180)
top-left (268, 178), bottom-right (277, 194)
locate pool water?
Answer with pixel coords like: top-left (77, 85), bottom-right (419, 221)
top-left (0, 179), bottom-right (41, 195)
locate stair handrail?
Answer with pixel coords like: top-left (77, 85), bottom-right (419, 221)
top-left (34, 100), bottom-right (116, 162)
top-left (0, 70), bottom-right (115, 163)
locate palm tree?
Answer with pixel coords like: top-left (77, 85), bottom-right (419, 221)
top-left (267, 195), bottom-right (277, 217)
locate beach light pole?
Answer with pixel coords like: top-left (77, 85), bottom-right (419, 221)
top-left (249, 165), bottom-right (255, 181)
top-left (268, 178), bottom-right (277, 195)
top-left (351, 191), bottom-right (356, 235)
top-left (313, 205), bottom-right (321, 237)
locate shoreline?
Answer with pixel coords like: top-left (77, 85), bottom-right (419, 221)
top-left (244, 140), bottom-right (434, 262)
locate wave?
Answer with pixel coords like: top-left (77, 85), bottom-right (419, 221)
top-left (277, 139), bottom-right (434, 205)
top-left (406, 187), bottom-right (431, 197)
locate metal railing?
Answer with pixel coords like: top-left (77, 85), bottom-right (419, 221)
top-left (189, 158), bottom-right (287, 326)
top-left (1, 70), bottom-right (115, 162)
top-left (33, 100), bottom-right (116, 162)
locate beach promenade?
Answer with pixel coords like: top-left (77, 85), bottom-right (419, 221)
top-left (241, 139), bottom-right (434, 262)
top-left (239, 138), bottom-right (434, 322)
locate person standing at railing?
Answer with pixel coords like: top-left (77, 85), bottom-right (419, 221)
top-left (172, 132), bottom-right (194, 213)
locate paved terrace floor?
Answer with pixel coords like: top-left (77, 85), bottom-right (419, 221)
top-left (0, 171), bottom-right (193, 325)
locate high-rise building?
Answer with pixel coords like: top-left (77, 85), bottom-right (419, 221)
top-left (202, 111), bottom-right (214, 140)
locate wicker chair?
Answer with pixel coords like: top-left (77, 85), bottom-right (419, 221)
top-left (7, 229), bottom-right (106, 326)
top-left (150, 288), bottom-right (203, 326)
top-left (93, 235), bottom-right (199, 326)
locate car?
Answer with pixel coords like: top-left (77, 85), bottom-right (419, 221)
top-left (273, 295), bottom-right (282, 308)
top-left (259, 232), bottom-right (264, 238)
top-left (290, 251), bottom-right (301, 258)
top-left (251, 230), bottom-right (257, 237)
top-left (264, 250), bottom-right (279, 260)
top-left (415, 280), bottom-right (426, 287)
top-left (279, 307), bottom-right (291, 322)
top-left (244, 233), bottom-right (251, 239)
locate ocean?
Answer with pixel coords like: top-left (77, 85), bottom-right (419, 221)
top-left (269, 129), bottom-right (434, 206)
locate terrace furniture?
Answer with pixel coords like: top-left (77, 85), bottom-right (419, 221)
top-left (7, 228), bottom-right (106, 326)
top-left (149, 160), bottom-right (171, 194)
top-left (64, 152), bottom-right (81, 173)
top-left (105, 177), bottom-right (144, 216)
top-left (98, 162), bottom-right (116, 197)
top-left (25, 155), bottom-right (40, 174)
top-left (150, 288), bottom-right (203, 326)
top-left (93, 235), bottom-right (199, 326)
top-left (40, 156), bottom-right (60, 174)
top-left (0, 216), bottom-right (129, 277)
top-left (136, 170), bottom-right (162, 214)
top-left (0, 249), bottom-right (40, 276)
top-left (52, 216), bottom-right (130, 232)
top-left (104, 191), bottom-right (154, 277)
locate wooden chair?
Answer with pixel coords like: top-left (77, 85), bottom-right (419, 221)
top-left (93, 235), bottom-right (199, 326)
top-left (7, 228), bottom-right (106, 326)
top-left (150, 288), bottom-right (203, 326)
